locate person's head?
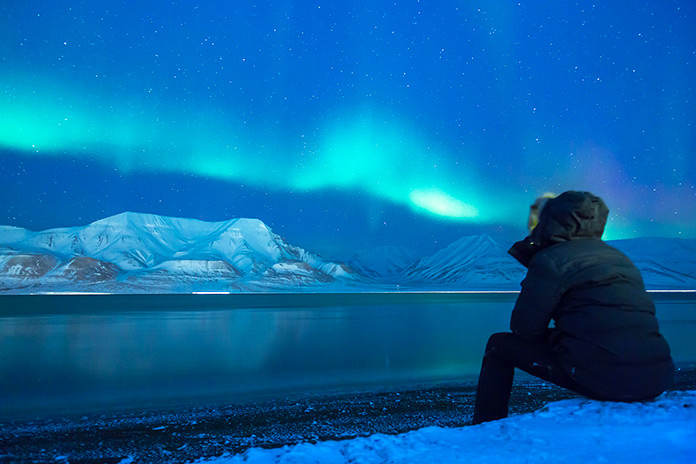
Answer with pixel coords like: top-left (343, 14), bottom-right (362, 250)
top-left (532, 190), bottom-right (609, 243)
top-left (527, 192), bottom-right (557, 232)
top-left (511, 191), bottom-right (609, 267)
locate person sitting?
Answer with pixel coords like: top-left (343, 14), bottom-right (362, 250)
top-left (472, 190), bottom-right (675, 424)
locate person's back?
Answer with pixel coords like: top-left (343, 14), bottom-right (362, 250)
top-left (473, 190), bottom-right (674, 424)
top-left (514, 238), bottom-right (674, 400)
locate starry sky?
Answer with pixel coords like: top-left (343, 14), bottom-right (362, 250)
top-left (1, 1), bottom-right (694, 259)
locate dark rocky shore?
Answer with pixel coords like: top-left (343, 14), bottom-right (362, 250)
top-left (2, 366), bottom-right (695, 464)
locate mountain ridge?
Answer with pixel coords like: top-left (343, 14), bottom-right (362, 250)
top-left (0, 212), bottom-right (359, 293)
top-left (1, 213), bottom-right (695, 293)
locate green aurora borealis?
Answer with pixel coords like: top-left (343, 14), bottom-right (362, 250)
top-left (1, 1), bottom-right (694, 256)
top-left (0, 75), bottom-right (491, 221)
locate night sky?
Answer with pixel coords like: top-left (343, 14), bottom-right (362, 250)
top-left (1, 1), bottom-right (694, 259)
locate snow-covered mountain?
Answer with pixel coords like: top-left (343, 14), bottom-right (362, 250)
top-left (352, 235), bottom-right (696, 290)
top-left (399, 235), bottom-right (526, 289)
top-left (608, 237), bottom-right (696, 289)
top-left (348, 246), bottom-right (421, 280)
top-left (1, 213), bottom-right (694, 293)
top-left (0, 213), bottom-right (358, 293)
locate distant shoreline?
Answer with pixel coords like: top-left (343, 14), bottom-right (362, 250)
top-left (1, 290), bottom-right (695, 314)
top-left (1, 290), bottom-right (694, 316)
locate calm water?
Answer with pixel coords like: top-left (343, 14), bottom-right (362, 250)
top-left (0, 293), bottom-right (694, 419)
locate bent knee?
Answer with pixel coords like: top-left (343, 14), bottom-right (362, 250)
top-left (485, 332), bottom-right (517, 352)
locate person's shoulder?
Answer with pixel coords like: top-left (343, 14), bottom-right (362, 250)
top-left (532, 239), bottom-right (630, 270)
top-left (551, 238), bottom-right (623, 255)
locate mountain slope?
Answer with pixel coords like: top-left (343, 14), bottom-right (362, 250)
top-left (0, 213), bottom-right (358, 293)
top-left (349, 246), bottom-right (421, 279)
top-left (400, 235), bottom-right (526, 289)
top-left (608, 237), bottom-right (696, 289)
top-left (1, 215), bottom-right (693, 293)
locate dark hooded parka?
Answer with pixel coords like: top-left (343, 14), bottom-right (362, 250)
top-left (508, 191), bottom-right (674, 400)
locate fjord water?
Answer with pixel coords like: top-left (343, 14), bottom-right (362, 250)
top-left (0, 293), bottom-right (694, 419)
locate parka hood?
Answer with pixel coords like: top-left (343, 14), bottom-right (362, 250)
top-left (509, 191), bottom-right (609, 267)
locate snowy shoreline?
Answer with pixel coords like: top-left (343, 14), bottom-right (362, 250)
top-left (2, 369), bottom-right (695, 463)
top-left (199, 390), bottom-right (696, 464)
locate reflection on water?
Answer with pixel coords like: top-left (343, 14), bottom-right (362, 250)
top-left (0, 294), bottom-right (694, 419)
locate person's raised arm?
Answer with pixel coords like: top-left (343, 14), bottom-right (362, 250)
top-left (510, 255), bottom-right (565, 341)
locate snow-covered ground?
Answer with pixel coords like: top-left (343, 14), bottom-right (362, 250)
top-left (195, 390), bottom-right (696, 464)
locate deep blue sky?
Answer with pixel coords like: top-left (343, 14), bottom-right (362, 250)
top-left (1, 1), bottom-right (694, 259)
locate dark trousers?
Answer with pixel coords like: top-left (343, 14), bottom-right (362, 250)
top-left (472, 332), bottom-right (602, 424)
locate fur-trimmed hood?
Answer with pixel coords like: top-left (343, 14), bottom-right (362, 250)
top-left (509, 191), bottom-right (609, 267)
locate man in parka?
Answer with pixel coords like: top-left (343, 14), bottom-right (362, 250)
top-left (472, 190), bottom-right (674, 424)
